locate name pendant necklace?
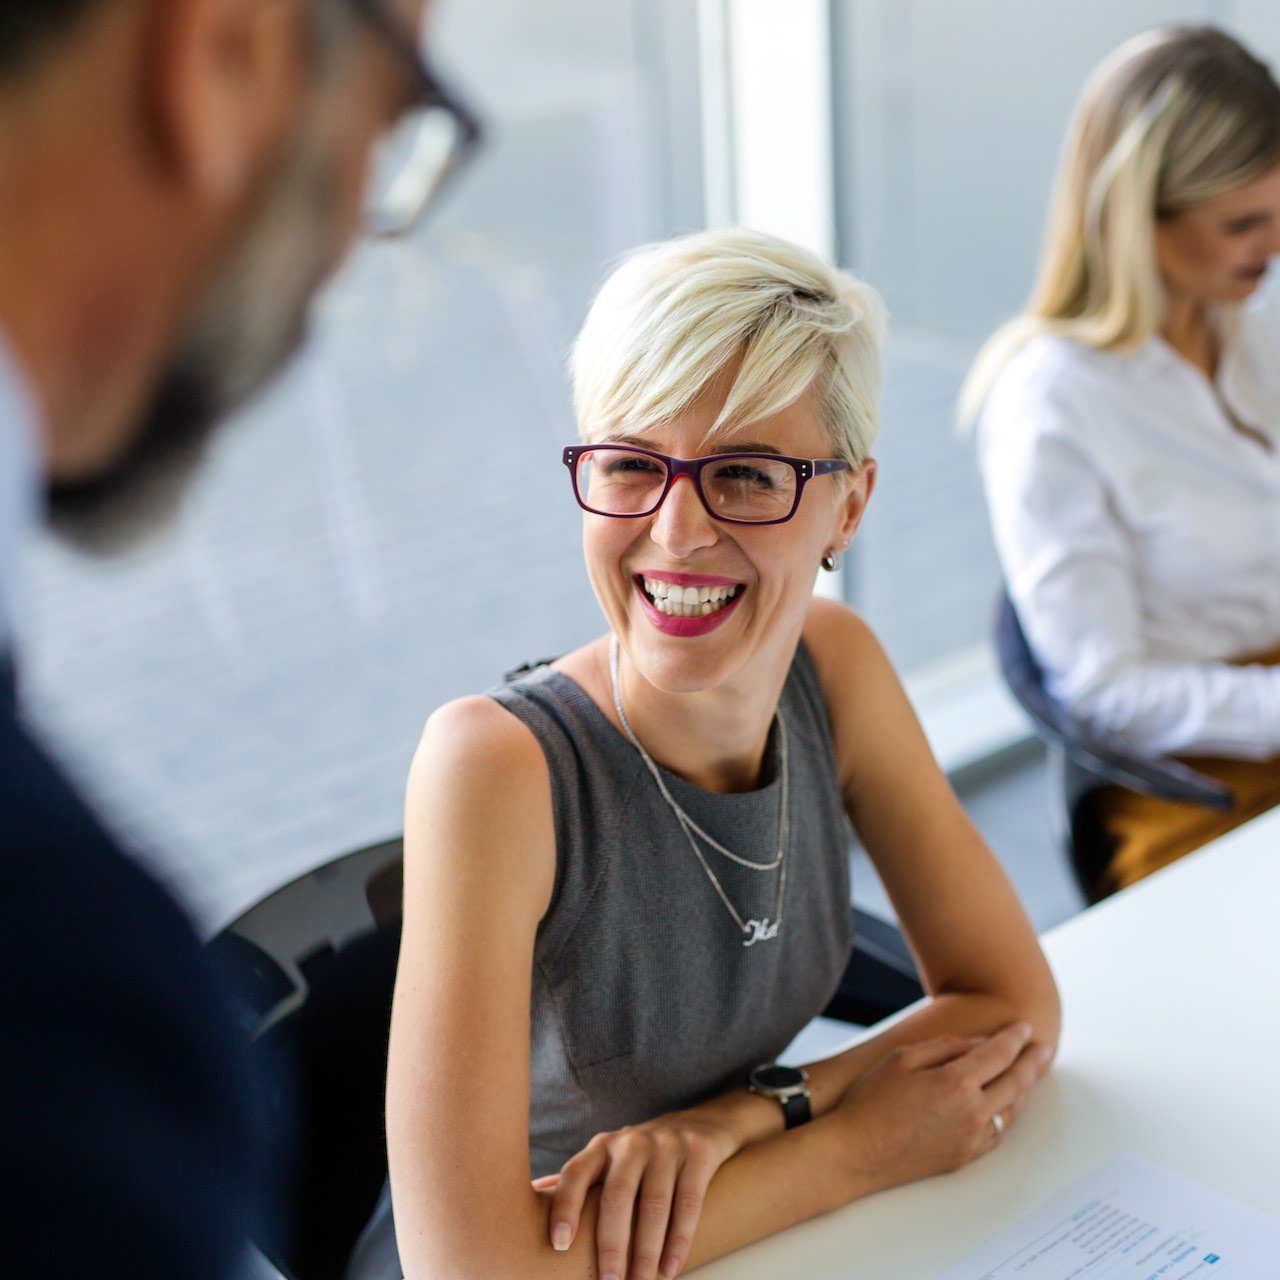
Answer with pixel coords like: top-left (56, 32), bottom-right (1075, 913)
top-left (609, 636), bottom-right (789, 947)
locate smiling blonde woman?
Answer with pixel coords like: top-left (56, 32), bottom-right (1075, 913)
top-left (966, 27), bottom-right (1280, 894)
top-left (348, 228), bottom-right (1059, 1280)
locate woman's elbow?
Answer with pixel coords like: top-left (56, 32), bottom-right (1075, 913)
top-left (1063, 668), bottom-right (1167, 757)
top-left (1021, 951), bottom-right (1062, 1060)
top-left (400, 1231), bottom-right (541, 1280)
top-left (962, 943), bottom-right (1062, 1060)
top-left (396, 1188), bottom-right (595, 1280)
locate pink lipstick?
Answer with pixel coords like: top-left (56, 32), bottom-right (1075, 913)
top-left (632, 573), bottom-right (746, 637)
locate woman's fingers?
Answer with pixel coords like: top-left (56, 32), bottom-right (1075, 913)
top-left (948, 1022), bottom-right (1033, 1087)
top-left (594, 1145), bottom-right (649, 1280)
top-left (659, 1155), bottom-right (715, 1280)
top-left (546, 1121), bottom-right (733, 1275)
top-left (548, 1142), bottom-right (608, 1252)
top-left (895, 1032), bottom-right (978, 1071)
top-left (982, 1041), bottom-right (1051, 1128)
top-left (628, 1152), bottom-right (682, 1280)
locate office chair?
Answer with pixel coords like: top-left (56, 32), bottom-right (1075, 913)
top-left (211, 830), bottom-right (922, 1279)
top-left (993, 591), bottom-right (1234, 903)
top-left (209, 838), bottom-right (404, 1280)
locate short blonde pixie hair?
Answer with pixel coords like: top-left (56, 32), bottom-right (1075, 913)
top-left (570, 227), bottom-right (887, 469)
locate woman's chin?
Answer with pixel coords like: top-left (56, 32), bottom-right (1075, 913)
top-left (626, 628), bottom-right (738, 696)
top-left (1227, 272), bottom-right (1268, 300)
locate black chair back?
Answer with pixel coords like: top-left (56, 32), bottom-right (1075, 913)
top-left (993, 592), bottom-right (1234, 900)
top-left (210, 839), bottom-right (405, 1280)
top-left (994, 591), bottom-right (1069, 739)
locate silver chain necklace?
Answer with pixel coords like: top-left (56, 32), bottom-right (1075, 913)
top-left (609, 636), bottom-right (789, 947)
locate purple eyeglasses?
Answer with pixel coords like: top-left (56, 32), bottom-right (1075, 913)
top-left (563, 443), bottom-right (851, 526)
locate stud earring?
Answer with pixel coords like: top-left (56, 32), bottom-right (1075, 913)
top-left (821, 549), bottom-right (843, 573)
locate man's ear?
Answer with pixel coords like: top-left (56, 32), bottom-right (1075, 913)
top-left (140, 0), bottom-right (307, 205)
top-left (834, 458), bottom-right (876, 548)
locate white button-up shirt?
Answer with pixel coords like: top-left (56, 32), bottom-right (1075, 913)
top-left (978, 281), bottom-right (1280, 760)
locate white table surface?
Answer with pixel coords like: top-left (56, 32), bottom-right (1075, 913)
top-left (702, 806), bottom-right (1280, 1279)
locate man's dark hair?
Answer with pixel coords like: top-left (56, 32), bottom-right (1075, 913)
top-left (0, 1), bottom-right (116, 79)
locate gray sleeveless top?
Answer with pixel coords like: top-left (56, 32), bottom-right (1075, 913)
top-left (345, 641), bottom-right (854, 1280)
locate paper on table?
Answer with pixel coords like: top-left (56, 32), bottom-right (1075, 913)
top-left (936, 1154), bottom-right (1280, 1279)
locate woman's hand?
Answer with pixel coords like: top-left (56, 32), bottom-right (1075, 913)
top-left (538, 1109), bottom-right (743, 1280)
top-left (832, 1022), bottom-right (1051, 1193)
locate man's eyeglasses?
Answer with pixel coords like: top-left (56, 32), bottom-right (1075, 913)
top-left (563, 444), bottom-right (851, 526)
top-left (343, 0), bottom-right (484, 238)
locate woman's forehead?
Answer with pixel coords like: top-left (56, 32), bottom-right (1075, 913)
top-left (1190, 163), bottom-right (1280, 220)
top-left (587, 389), bottom-right (829, 456)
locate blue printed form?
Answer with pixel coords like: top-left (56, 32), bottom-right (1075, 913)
top-left (935, 1155), bottom-right (1280, 1279)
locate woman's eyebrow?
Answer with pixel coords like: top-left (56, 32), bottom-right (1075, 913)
top-left (600, 431), bottom-right (785, 456)
top-left (603, 432), bottom-right (656, 447)
top-left (1224, 212), bottom-right (1269, 226)
top-left (707, 440), bottom-right (783, 455)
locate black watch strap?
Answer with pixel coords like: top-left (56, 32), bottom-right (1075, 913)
top-left (748, 1063), bottom-right (811, 1130)
top-left (781, 1091), bottom-right (812, 1130)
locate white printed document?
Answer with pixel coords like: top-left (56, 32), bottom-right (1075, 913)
top-left (936, 1155), bottom-right (1280, 1279)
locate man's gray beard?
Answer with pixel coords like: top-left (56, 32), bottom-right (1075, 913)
top-left (47, 115), bottom-right (342, 556)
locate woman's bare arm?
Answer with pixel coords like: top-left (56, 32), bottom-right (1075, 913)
top-left (671, 601), bottom-right (1063, 1151)
top-left (799, 600), bottom-right (1059, 1097)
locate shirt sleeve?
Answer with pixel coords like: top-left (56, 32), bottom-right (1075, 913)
top-left (978, 358), bottom-right (1280, 760)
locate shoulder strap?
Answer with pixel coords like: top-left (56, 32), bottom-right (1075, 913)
top-left (503, 655), bottom-right (563, 683)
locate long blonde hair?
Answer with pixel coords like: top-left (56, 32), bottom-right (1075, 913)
top-left (960, 25), bottom-right (1280, 424)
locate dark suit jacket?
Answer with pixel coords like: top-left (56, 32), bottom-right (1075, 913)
top-left (1, 684), bottom-right (257, 1276)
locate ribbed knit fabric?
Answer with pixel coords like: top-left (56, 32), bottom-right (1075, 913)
top-left (346, 641), bottom-right (854, 1280)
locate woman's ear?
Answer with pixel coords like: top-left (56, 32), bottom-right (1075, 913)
top-left (833, 459), bottom-right (876, 551)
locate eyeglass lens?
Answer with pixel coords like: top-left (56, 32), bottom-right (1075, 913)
top-left (576, 448), bottom-right (798, 522)
top-left (367, 104), bottom-right (468, 237)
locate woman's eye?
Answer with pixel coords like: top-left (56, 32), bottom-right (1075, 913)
top-left (1224, 217), bottom-right (1264, 236)
top-left (606, 458), bottom-right (662, 476)
top-left (714, 464), bottom-right (774, 488)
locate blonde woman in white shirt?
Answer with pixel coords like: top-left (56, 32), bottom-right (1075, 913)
top-left (966, 26), bottom-right (1280, 893)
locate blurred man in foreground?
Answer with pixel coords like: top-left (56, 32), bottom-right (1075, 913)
top-left (0, 1), bottom-right (477, 1274)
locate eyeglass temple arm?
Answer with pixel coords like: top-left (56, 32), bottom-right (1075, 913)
top-left (812, 459), bottom-right (852, 476)
top-left (344, 0), bottom-right (482, 126)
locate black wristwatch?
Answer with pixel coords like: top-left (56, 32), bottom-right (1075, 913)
top-left (747, 1063), bottom-right (811, 1129)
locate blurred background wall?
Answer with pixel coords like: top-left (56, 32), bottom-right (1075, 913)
top-left (16, 0), bottom-right (1280, 931)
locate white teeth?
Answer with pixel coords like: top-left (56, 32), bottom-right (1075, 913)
top-left (639, 577), bottom-right (744, 618)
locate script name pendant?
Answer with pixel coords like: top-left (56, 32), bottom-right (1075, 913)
top-left (743, 918), bottom-right (780, 947)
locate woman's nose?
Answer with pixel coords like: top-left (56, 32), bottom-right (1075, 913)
top-left (649, 475), bottom-right (719, 558)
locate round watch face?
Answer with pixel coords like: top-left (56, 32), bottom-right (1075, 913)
top-left (751, 1065), bottom-right (805, 1092)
